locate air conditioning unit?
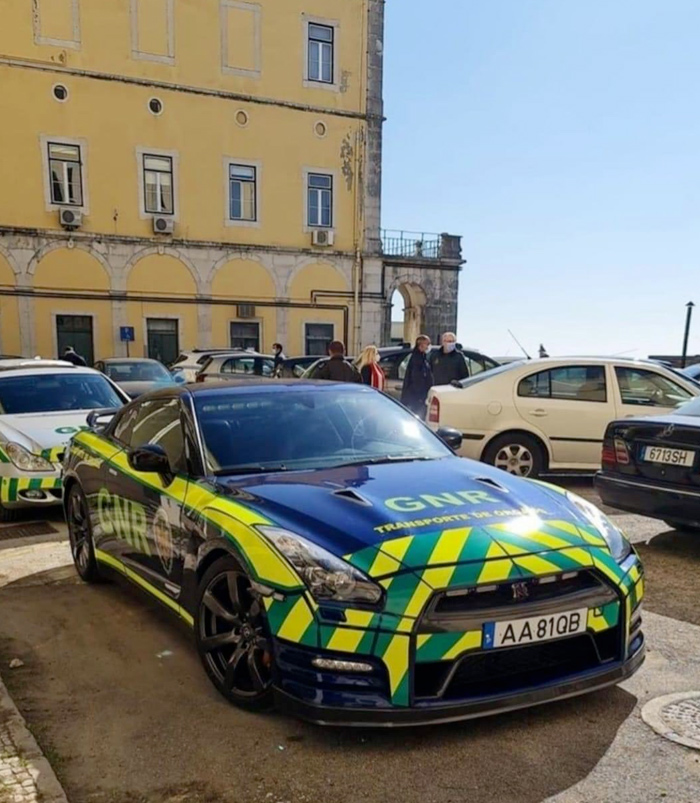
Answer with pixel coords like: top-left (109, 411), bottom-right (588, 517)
top-left (237, 304), bottom-right (256, 319)
top-left (152, 216), bottom-right (174, 234)
top-left (311, 229), bottom-right (334, 247)
top-left (58, 208), bottom-right (82, 229)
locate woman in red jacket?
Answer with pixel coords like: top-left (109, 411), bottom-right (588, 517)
top-left (358, 345), bottom-right (386, 391)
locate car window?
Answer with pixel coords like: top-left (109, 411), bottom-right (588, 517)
top-left (194, 386), bottom-right (451, 473)
top-left (0, 373), bottom-right (124, 414)
top-left (379, 353), bottom-right (406, 380)
top-left (398, 354), bottom-right (411, 381)
top-left (222, 358), bottom-right (265, 376)
top-left (105, 362), bottom-right (171, 382)
top-left (126, 398), bottom-right (185, 471)
top-left (455, 360), bottom-right (524, 389)
top-left (518, 366), bottom-right (607, 403)
top-left (615, 367), bottom-right (693, 408)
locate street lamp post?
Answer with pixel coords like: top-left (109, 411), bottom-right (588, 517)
top-left (682, 301), bottom-right (695, 368)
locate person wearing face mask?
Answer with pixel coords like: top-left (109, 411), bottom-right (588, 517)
top-left (429, 332), bottom-right (469, 386)
top-left (401, 335), bottom-right (433, 417)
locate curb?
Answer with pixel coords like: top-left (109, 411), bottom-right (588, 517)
top-left (0, 672), bottom-right (69, 803)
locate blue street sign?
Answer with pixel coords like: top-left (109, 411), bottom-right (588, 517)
top-left (120, 326), bottom-right (135, 343)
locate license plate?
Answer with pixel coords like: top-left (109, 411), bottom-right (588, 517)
top-left (483, 608), bottom-right (587, 649)
top-left (643, 446), bottom-right (695, 467)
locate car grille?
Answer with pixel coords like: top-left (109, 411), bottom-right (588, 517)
top-left (414, 628), bottom-right (622, 700)
top-left (419, 570), bottom-right (617, 633)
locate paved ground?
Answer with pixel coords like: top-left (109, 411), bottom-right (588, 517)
top-left (1, 485), bottom-right (699, 803)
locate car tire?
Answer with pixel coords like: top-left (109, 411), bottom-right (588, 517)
top-left (195, 555), bottom-right (275, 712)
top-left (664, 520), bottom-right (700, 533)
top-left (483, 433), bottom-right (546, 479)
top-left (66, 484), bottom-right (104, 583)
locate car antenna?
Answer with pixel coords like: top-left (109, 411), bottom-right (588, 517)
top-left (508, 330), bottom-right (531, 360)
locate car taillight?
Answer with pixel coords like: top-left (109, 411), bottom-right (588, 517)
top-left (428, 396), bottom-right (440, 424)
top-left (602, 437), bottom-right (629, 469)
top-left (195, 373), bottom-right (205, 383)
top-left (614, 437), bottom-right (630, 464)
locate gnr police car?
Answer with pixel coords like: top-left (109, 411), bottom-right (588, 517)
top-left (0, 360), bottom-right (127, 521)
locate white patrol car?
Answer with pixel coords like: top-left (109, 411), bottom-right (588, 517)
top-left (0, 360), bottom-right (128, 521)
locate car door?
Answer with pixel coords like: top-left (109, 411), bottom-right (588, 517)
top-left (613, 365), bottom-right (695, 420)
top-left (514, 364), bottom-right (613, 468)
top-left (107, 396), bottom-right (188, 597)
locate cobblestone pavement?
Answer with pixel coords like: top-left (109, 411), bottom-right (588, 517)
top-left (1, 676), bottom-right (67, 803)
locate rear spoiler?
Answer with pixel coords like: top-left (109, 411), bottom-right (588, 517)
top-left (86, 408), bottom-right (121, 431)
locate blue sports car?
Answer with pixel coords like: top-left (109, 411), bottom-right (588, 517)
top-left (62, 381), bottom-right (645, 725)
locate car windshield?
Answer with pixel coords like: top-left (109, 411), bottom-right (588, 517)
top-left (194, 386), bottom-right (452, 473)
top-left (455, 360), bottom-right (525, 388)
top-left (0, 373), bottom-right (124, 414)
top-left (105, 362), bottom-right (171, 382)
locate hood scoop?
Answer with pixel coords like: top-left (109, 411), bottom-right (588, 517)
top-left (332, 488), bottom-right (372, 507)
top-left (474, 476), bottom-right (509, 493)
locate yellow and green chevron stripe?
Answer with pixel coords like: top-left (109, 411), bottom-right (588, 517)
top-left (0, 476), bottom-right (62, 503)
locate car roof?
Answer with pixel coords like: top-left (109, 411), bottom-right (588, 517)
top-left (0, 360), bottom-right (100, 376)
top-left (100, 357), bottom-right (163, 364)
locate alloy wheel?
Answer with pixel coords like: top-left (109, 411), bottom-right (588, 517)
top-left (199, 569), bottom-right (272, 699)
top-left (68, 489), bottom-right (92, 572)
top-left (494, 444), bottom-right (534, 477)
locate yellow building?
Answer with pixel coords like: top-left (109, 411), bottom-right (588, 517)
top-left (0, 1), bottom-right (462, 364)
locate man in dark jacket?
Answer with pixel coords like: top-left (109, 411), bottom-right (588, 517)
top-left (401, 335), bottom-right (433, 417)
top-left (62, 346), bottom-right (87, 366)
top-left (316, 341), bottom-right (361, 383)
top-left (430, 331), bottom-right (469, 386)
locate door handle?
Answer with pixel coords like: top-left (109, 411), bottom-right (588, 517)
top-left (529, 409), bottom-right (548, 418)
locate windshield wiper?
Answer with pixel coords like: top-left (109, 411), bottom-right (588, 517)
top-left (334, 455), bottom-right (437, 469)
top-left (213, 465), bottom-right (288, 476)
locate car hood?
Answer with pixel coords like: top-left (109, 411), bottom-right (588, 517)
top-left (217, 458), bottom-right (607, 562)
top-left (0, 410), bottom-right (94, 456)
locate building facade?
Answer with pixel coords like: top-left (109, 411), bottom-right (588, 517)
top-left (0, 0), bottom-right (461, 364)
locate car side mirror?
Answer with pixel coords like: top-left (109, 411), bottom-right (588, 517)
top-left (128, 443), bottom-right (171, 475)
top-left (437, 427), bottom-right (463, 451)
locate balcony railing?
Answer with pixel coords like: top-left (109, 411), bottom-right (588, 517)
top-left (381, 230), bottom-right (462, 261)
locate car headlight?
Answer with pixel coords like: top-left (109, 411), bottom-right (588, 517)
top-left (566, 491), bottom-right (632, 563)
top-left (258, 526), bottom-right (383, 605)
top-left (5, 443), bottom-right (53, 472)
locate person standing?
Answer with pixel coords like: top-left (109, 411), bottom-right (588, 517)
top-left (272, 343), bottom-right (286, 376)
top-left (401, 335), bottom-right (433, 417)
top-left (316, 341), bottom-right (361, 383)
top-left (429, 331), bottom-right (469, 386)
top-left (62, 346), bottom-right (87, 366)
top-left (358, 345), bottom-right (386, 390)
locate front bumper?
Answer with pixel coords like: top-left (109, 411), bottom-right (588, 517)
top-left (274, 634), bottom-right (645, 727)
top-left (0, 475), bottom-right (63, 508)
top-left (595, 472), bottom-right (700, 526)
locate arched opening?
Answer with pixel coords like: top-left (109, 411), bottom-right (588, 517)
top-left (391, 283), bottom-right (427, 346)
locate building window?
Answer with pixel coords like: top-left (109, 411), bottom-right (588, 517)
top-left (48, 143), bottom-right (83, 206)
top-left (143, 154), bottom-right (174, 214)
top-left (230, 322), bottom-right (260, 351)
top-left (307, 173), bottom-right (333, 228)
top-left (305, 323), bottom-right (334, 356)
top-left (229, 165), bottom-right (257, 221)
top-left (147, 318), bottom-right (179, 365)
top-left (56, 315), bottom-right (93, 365)
top-left (308, 23), bottom-right (334, 83)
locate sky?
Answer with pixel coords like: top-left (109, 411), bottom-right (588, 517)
top-left (382, 0), bottom-right (700, 359)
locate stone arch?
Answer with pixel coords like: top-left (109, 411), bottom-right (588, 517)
top-left (0, 243), bottom-right (21, 279)
top-left (210, 257), bottom-right (278, 351)
top-left (124, 246), bottom-right (203, 294)
top-left (33, 247), bottom-right (111, 291)
top-left (389, 278), bottom-right (427, 346)
top-left (0, 252), bottom-right (20, 355)
top-left (27, 240), bottom-right (113, 283)
top-left (284, 255), bottom-right (350, 298)
top-left (287, 260), bottom-right (350, 301)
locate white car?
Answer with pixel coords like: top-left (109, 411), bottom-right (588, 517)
top-left (426, 357), bottom-right (700, 478)
top-left (0, 360), bottom-right (127, 520)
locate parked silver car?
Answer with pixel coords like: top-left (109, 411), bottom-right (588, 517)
top-left (195, 351), bottom-right (276, 383)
